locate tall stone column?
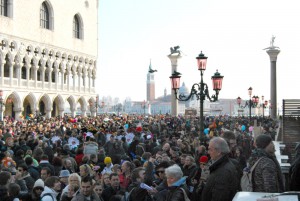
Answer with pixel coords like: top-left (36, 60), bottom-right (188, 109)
top-left (266, 48), bottom-right (280, 119)
top-left (1, 59), bottom-right (5, 86)
top-left (168, 53), bottom-right (181, 116)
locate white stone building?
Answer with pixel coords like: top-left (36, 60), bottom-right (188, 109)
top-left (0, 0), bottom-right (98, 120)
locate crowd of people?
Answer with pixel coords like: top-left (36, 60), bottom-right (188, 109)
top-left (0, 113), bottom-right (299, 201)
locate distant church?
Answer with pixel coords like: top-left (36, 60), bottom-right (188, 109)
top-left (145, 61), bottom-right (186, 115)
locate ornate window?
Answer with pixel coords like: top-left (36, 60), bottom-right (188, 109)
top-left (73, 15), bottom-right (80, 38)
top-left (0, 0), bottom-right (7, 16)
top-left (73, 14), bottom-right (83, 39)
top-left (40, 2), bottom-right (49, 29)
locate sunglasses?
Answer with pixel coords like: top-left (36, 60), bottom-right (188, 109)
top-left (35, 187), bottom-right (44, 191)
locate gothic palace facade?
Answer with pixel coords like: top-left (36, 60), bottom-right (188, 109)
top-left (0, 0), bottom-right (98, 120)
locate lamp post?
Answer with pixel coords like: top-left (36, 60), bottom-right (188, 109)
top-left (259, 96), bottom-right (268, 119)
top-left (236, 87), bottom-right (260, 122)
top-left (169, 51), bottom-right (224, 141)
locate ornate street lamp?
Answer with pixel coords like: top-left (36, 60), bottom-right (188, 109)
top-left (169, 51), bottom-right (224, 141)
top-left (256, 96), bottom-right (268, 119)
top-left (236, 87), bottom-right (260, 122)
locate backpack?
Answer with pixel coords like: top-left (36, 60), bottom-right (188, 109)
top-left (240, 158), bottom-right (263, 191)
top-left (41, 193), bottom-right (54, 201)
top-left (180, 188), bottom-right (190, 201)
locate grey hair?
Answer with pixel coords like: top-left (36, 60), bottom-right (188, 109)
top-left (165, 164), bottom-right (183, 180)
top-left (210, 137), bottom-right (230, 155)
top-left (68, 173), bottom-right (81, 184)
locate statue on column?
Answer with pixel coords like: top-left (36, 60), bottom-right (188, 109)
top-left (170, 46), bottom-right (181, 55)
top-left (270, 35), bottom-right (275, 47)
top-left (263, 35), bottom-right (279, 50)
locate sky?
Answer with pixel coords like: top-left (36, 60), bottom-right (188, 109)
top-left (97, 0), bottom-right (300, 107)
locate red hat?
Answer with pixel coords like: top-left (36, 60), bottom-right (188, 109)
top-left (199, 156), bottom-right (208, 164)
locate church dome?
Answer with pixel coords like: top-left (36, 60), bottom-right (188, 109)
top-left (179, 82), bottom-right (189, 95)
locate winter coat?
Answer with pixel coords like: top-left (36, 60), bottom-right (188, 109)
top-left (249, 148), bottom-right (284, 193)
top-left (153, 180), bottom-right (169, 201)
top-left (22, 173), bottom-right (35, 192)
top-left (71, 190), bottom-right (101, 201)
top-left (165, 177), bottom-right (190, 201)
top-left (101, 186), bottom-right (123, 201)
top-left (41, 186), bottom-right (59, 201)
top-left (201, 155), bottom-right (239, 201)
top-left (182, 163), bottom-right (198, 187)
top-left (289, 155), bottom-right (300, 191)
top-left (128, 161), bottom-right (154, 201)
top-left (28, 165), bottom-right (40, 180)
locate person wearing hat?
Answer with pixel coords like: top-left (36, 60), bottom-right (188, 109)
top-left (31, 179), bottom-right (45, 201)
top-left (101, 157), bottom-right (113, 175)
top-left (60, 170), bottom-right (71, 190)
top-left (248, 134), bottom-right (284, 193)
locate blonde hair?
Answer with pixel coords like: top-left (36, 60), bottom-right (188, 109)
top-left (68, 173), bottom-right (81, 184)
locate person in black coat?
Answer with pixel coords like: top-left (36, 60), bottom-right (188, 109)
top-left (289, 143), bottom-right (300, 191)
top-left (164, 164), bottom-right (190, 201)
top-left (25, 157), bottom-right (40, 180)
top-left (101, 173), bottom-right (124, 201)
top-left (201, 137), bottom-right (239, 201)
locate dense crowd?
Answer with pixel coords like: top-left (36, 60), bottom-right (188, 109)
top-left (0, 113), bottom-right (299, 201)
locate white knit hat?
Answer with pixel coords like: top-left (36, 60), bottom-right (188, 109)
top-left (33, 179), bottom-right (44, 188)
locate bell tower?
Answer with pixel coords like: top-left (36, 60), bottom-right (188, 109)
top-left (147, 60), bottom-right (155, 101)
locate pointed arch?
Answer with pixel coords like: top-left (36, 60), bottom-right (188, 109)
top-left (38, 93), bottom-right (52, 114)
top-left (23, 92), bottom-right (37, 117)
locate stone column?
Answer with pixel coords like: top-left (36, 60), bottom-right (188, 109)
top-left (88, 73), bottom-right (91, 93)
top-left (58, 109), bottom-right (64, 117)
top-left (266, 48), bottom-right (280, 119)
top-left (71, 108), bottom-right (76, 117)
top-left (61, 70), bottom-right (64, 91)
top-left (67, 71), bottom-right (70, 91)
top-left (26, 66), bottom-right (30, 88)
top-left (45, 110), bottom-right (51, 119)
top-left (83, 73), bottom-right (87, 93)
top-left (9, 61), bottom-right (13, 86)
top-left (48, 69), bottom-right (52, 90)
top-left (78, 72), bottom-right (81, 92)
top-left (16, 63), bottom-right (21, 87)
top-left (55, 69), bottom-right (59, 90)
top-left (14, 109), bottom-right (22, 121)
top-left (1, 59), bottom-right (4, 86)
top-left (168, 53), bottom-right (181, 116)
top-left (73, 72), bottom-right (76, 91)
top-left (33, 66), bottom-right (37, 88)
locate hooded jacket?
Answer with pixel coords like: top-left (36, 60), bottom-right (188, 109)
top-left (41, 186), bottom-right (59, 201)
